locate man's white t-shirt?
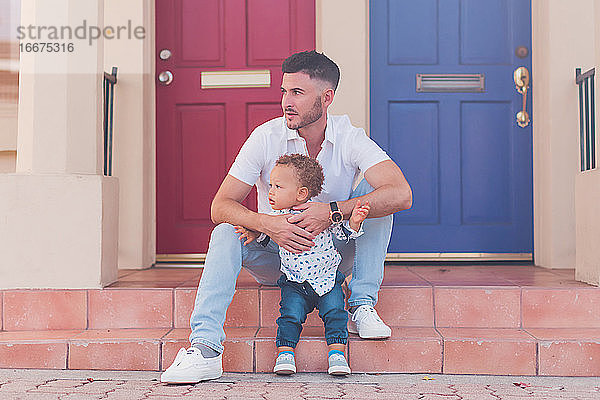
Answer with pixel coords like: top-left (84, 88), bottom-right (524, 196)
top-left (228, 114), bottom-right (391, 213)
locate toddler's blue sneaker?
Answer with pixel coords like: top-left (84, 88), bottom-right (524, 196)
top-left (328, 351), bottom-right (350, 376)
top-left (273, 351), bottom-right (296, 375)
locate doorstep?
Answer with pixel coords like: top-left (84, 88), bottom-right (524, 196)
top-left (0, 265), bottom-right (598, 376)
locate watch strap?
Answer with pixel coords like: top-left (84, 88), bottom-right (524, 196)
top-left (329, 201), bottom-right (340, 212)
top-left (256, 233), bottom-right (270, 247)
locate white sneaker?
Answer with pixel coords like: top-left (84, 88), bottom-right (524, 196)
top-left (160, 347), bottom-right (223, 384)
top-left (348, 305), bottom-right (392, 339)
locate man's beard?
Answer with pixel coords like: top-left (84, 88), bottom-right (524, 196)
top-left (286, 97), bottom-right (323, 130)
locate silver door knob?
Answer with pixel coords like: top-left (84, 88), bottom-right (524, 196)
top-left (159, 49), bottom-right (172, 60)
top-left (158, 71), bottom-right (173, 86)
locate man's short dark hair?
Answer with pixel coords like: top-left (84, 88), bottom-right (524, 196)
top-left (282, 50), bottom-right (340, 91)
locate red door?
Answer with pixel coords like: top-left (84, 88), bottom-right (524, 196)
top-left (156, 0), bottom-right (315, 254)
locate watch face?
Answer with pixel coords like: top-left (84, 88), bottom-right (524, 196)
top-left (331, 211), bottom-right (343, 223)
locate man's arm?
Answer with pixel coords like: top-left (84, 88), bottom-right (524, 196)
top-left (211, 174), bottom-right (259, 227)
top-left (288, 160), bottom-right (412, 233)
top-left (338, 159), bottom-right (412, 218)
top-left (211, 174), bottom-right (316, 253)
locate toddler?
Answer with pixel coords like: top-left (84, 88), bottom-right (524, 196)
top-left (235, 153), bottom-right (370, 376)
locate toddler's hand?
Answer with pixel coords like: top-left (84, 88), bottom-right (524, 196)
top-left (234, 225), bottom-right (260, 246)
top-left (349, 200), bottom-right (370, 232)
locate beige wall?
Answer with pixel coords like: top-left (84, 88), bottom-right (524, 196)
top-left (316, 0), bottom-right (369, 132)
top-left (104, 0), bottom-right (156, 269)
top-left (531, 0), bottom-right (596, 269)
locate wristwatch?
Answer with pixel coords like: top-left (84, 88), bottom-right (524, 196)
top-left (329, 201), bottom-right (343, 225)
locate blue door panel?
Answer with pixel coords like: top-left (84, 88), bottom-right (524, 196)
top-left (460, 0), bottom-right (511, 65)
top-left (388, 0), bottom-right (438, 65)
top-left (388, 102), bottom-right (440, 225)
top-left (371, 0), bottom-right (533, 253)
top-left (460, 101), bottom-right (512, 225)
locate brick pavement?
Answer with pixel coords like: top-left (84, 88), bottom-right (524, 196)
top-left (0, 370), bottom-right (598, 399)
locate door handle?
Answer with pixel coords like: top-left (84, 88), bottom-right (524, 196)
top-left (513, 66), bottom-right (530, 128)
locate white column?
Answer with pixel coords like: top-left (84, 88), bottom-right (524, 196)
top-left (16, 0), bottom-right (105, 174)
top-left (0, 0), bottom-right (118, 288)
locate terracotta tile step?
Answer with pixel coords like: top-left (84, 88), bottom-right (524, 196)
top-left (2, 285), bottom-right (599, 331)
top-left (1, 328), bottom-right (599, 376)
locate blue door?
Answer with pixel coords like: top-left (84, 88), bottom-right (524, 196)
top-left (370, 0), bottom-right (532, 253)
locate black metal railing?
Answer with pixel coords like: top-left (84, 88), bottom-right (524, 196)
top-left (576, 67), bottom-right (596, 171)
top-left (103, 66), bottom-right (118, 176)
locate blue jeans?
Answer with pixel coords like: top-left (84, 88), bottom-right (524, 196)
top-left (276, 271), bottom-right (348, 348)
top-left (189, 180), bottom-right (393, 352)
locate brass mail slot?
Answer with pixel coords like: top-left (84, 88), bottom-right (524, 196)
top-left (201, 70), bottom-right (271, 89)
top-left (416, 73), bottom-right (485, 92)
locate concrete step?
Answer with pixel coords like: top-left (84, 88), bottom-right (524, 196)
top-left (1, 327), bottom-right (600, 376)
top-left (1, 267), bottom-right (597, 331)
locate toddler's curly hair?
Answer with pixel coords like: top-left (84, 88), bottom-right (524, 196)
top-left (275, 153), bottom-right (324, 199)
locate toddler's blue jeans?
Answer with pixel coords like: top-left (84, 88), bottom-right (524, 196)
top-left (276, 271), bottom-right (348, 348)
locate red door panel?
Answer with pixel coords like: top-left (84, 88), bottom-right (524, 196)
top-left (248, 0), bottom-right (295, 65)
top-left (179, 0), bottom-right (225, 65)
top-left (247, 103), bottom-right (283, 133)
top-left (156, 0), bottom-right (315, 254)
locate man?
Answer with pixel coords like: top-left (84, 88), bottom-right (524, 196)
top-left (161, 50), bottom-right (412, 383)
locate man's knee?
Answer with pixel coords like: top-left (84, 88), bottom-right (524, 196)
top-left (210, 223), bottom-right (236, 240)
top-left (208, 223), bottom-right (243, 251)
top-left (205, 223), bottom-right (242, 259)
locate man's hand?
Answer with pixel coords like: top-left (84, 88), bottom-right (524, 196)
top-left (260, 213), bottom-right (316, 254)
top-left (349, 200), bottom-right (370, 232)
top-left (234, 226), bottom-right (259, 246)
top-left (289, 202), bottom-right (331, 235)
